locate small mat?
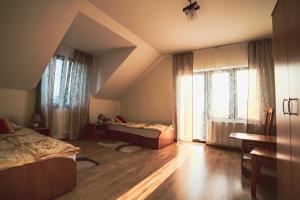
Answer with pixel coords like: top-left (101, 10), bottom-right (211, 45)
top-left (77, 160), bottom-right (96, 172)
top-left (118, 145), bottom-right (143, 153)
top-left (76, 153), bottom-right (99, 172)
top-left (98, 140), bottom-right (129, 149)
top-left (98, 139), bottom-right (143, 153)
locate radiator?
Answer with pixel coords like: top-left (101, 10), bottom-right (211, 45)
top-left (207, 120), bottom-right (246, 148)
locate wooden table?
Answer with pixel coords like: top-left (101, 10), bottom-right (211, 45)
top-left (85, 123), bottom-right (108, 140)
top-left (230, 132), bottom-right (276, 174)
top-left (229, 132), bottom-right (276, 144)
top-left (230, 133), bottom-right (277, 198)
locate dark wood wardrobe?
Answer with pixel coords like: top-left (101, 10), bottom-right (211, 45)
top-left (272, 0), bottom-right (300, 199)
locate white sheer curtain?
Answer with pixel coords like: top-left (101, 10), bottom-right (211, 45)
top-left (193, 43), bottom-right (249, 141)
top-left (41, 47), bottom-right (92, 139)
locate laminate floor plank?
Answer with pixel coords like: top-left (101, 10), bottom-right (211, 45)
top-left (57, 141), bottom-right (276, 200)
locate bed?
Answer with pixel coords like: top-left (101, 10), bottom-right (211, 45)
top-left (106, 122), bottom-right (175, 149)
top-left (0, 128), bottom-right (80, 200)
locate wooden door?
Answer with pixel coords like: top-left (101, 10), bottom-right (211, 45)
top-left (272, 0), bottom-right (292, 199)
top-left (286, 0), bottom-right (300, 199)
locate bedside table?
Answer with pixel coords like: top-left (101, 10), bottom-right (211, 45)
top-left (85, 123), bottom-right (108, 140)
top-left (32, 127), bottom-right (51, 137)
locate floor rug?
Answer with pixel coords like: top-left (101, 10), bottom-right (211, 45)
top-left (98, 139), bottom-right (143, 153)
top-left (77, 160), bottom-right (96, 172)
top-left (118, 145), bottom-right (143, 153)
top-left (76, 153), bottom-right (99, 172)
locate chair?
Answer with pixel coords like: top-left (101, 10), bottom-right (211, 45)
top-left (250, 148), bottom-right (277, 198)
top-left (241, 107), bottom-right (275, 175)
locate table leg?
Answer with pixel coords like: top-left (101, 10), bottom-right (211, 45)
top-left (241, 141), bottom-right (244, 174)
top-left (251, 156), bottom-right (259, 199)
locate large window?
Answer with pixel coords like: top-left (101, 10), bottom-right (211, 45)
top-left (192, 67), bottom-right (258, 140)
top-left (211, 71), bottom-right (230, 118)
top-left (194, 67), bottom-right (256, 121)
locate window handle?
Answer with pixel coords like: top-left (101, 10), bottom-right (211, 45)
top-left (283, 99), bottom-right (289, 115)
top-left (289, 98), bottom-right (299, 115)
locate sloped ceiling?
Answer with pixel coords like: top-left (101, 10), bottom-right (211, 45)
top-left (90, 0), bottom-right (277, 53)
top-left (62, 13), bottom-right (135, 56)
top-left (0, 0), bottom-right (160, 100)
top-left (91, 47), bottom-right (136, 97)
top-left (0, 0), bottom-right (277, 99)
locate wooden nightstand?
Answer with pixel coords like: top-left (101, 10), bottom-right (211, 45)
top-left (85, 123), bottom-right (108, 140)
top-left (32, 127), bottom-right (51, 137)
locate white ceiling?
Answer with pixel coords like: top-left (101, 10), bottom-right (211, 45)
top-left (90, 0), bottom-right (277, 54)
top-left (62, 13), bottom-right (134, 56)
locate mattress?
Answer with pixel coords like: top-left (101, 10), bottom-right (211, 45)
top-left (0, 128), bottom-right (80, 171)
top-left (107, 122), bottom-right (173, 139)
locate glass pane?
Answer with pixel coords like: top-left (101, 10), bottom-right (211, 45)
top-left (211, 72), bottom-right (230, 118)
top-left (193, 74), bottom-right (205, 140)
top-left (177, 75), bottom-right (193, 141)
top-left (53, 59), bottom-right (63, 106)
top-left (236, 69), bottom-right (248, 119)
top-left (63, 61), bottom-right (72, 107)
top-left (247, 69), bottom-right (259, 120)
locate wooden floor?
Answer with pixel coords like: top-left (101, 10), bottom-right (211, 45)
top-left (57, 140), bottom-right (276, 200)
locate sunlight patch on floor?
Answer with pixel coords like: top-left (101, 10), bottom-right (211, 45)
top-left (116, 156), bottom-right (186, 200)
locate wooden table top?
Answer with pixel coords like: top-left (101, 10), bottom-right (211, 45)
top-left (229, 132), bottom-right (276, 144)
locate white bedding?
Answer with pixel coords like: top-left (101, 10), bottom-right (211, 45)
top-left (107, 122), bottom-right (173, 139)
top-left (0, 128), bottom-right (80, 171)
top-left (107, 125), bottom-right (160, 138)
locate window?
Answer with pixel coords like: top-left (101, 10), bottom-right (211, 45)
top-left (211, 71), bottom-right (230, 118)
top-left (53, 58), bottom-right (63, 106)
top-left (193, 74), bottom-right (205, 140)
top-left (49, 55), bottom-right (72, 108)
top-left (194, 67), bottom-right (256, 121)
top-left (236, 69), bottom-right (249, 119)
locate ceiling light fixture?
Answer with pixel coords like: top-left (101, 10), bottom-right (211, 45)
top-left (183, 0), bottom-right (200, 21)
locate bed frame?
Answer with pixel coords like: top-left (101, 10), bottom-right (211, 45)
top-left (0, 157), bottom-right (76, 200)
top-left (107, 128), bottom-right (175, 149)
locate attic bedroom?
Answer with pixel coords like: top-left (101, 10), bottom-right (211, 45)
top-left (0, 0), bottom-right (299, 200)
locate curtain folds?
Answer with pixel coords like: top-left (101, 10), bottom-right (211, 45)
top-left (173, 40), bottom-right (276, 142)
top-left (194, 42), bottom-right (248, 70)
top-left (41, 49), bottom-right (92, 140)
top-left (247, 39), bottom-right (276, 134)
top-left (173, 52), bottom-right (193, 141)
top-left (69, 51), bottom-right (92, 139)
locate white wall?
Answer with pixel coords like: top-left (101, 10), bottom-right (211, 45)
top-left (0, 88), bottom-right (35, 125)
top-left (91, 47), bottom-right (135, 97)
top-left (120, 56), bottom-right (173, 124)
top-left (89, 96), bottom-right (120, 123)
top-left (0, 87), bottom-right (120, 125)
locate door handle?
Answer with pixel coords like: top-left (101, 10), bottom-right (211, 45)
top-left (283, 99), bottom-right (289, 115)
top-left (289, 98), bottom-right (299, 115)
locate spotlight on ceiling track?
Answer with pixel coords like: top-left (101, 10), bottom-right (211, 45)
top-left (183, 0), bottom-right (200, 21)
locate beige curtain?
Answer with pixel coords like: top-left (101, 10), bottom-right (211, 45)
top-left (173, 52), bottom-right (193, 141)
top-left (68, 51), bottom-right (92, 139)
top-left (194, 42), bottom-right (248, 70)
top-left (41, 49), bottom-right (92, 140)
top-left (247, 39), bottom-right (276, 134)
